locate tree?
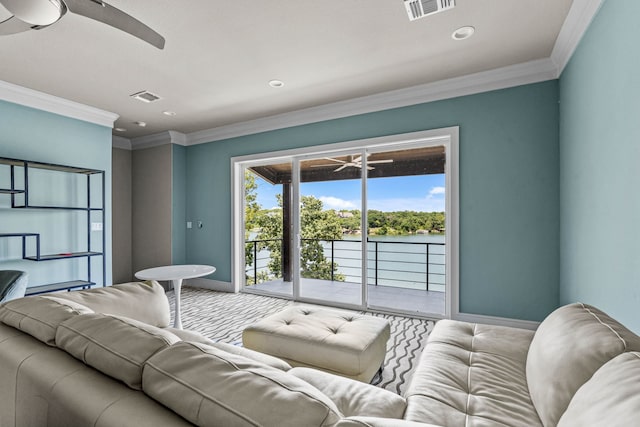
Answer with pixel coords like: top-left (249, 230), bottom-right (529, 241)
top-left (299, 196), bottom-right (344, 280)
top-left (254, 194), bottom-right (344, 282)
top-left (244, 171), bottom-right (261, 267)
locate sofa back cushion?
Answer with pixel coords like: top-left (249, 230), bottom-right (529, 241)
top-left (56, 313), bottom-right (180, 389)
top-left (143, 341), bottom-right (343, 427)
top-left (52, 281), bottom-right (171, 327)
top-left (0, 296), bottom-right (93, 345)
top-left (557, 352), bottom-right (640, 427)
top-left (526, 303), bottom-right (640, 426)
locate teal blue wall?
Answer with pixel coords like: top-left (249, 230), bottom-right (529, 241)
top-left (172, 144), bottom-right (187, 264)
top-left (559, 0), bottom-right (640, 332)
top-left (0, 100), bottom-right (113, 287)
top-left (185, 81), bottom-right (560, 321)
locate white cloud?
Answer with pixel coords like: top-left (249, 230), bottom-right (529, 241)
top-left (428, 186), bottom-right (445, 197)
top-left (319, 196), bottom-right (358, 210)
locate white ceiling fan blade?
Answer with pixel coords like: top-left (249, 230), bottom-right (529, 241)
top-left (63, 0), bottom-right (165, 49)
top-left (367, 159), bottom-right (394, 164)
top-left (334, 164), bottom-right (349, 172)
top-left (0, 15), bottom-right (33, 35)
top-left (309, 164), bottom-right (345, 168)
top-left (323, 157), bottom-right (346, 164)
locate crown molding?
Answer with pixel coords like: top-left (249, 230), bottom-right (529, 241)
top-left (112, 136), bottom-right (132, 150)
top-left (168, 130), bottom-right (188, 146)
top-left (130, 130), bottom-right (187, 150)
top-left (551, 0), bottom-right (604, 74)
top-left (0, 79), bottom-right (119, 128)
top-left (188, 58), bottom-right (558, 145)
top-left (184, 0), bottom-right (601, 146)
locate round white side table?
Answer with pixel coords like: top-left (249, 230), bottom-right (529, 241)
top-left (135, 264), bottom-right (215, 329)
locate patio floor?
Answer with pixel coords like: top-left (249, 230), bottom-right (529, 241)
top-left (247, 278), bottom-right (445, 316)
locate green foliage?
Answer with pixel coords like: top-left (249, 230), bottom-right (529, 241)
top-left (299, 196), bottom-right (344, 281)
top-left (245, 183), bottom-right (345, 283)
top-left (366, 210), bottom-right (445, 235)
top-left (244, 171), bottom-right (261, 266)
top-left (244, 171), bottom-right (445, 285)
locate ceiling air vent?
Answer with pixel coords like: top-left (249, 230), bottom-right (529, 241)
top-left (404, 0), bottom-right (455, 21)
top-left (130, 90), bottom-right (162, 103)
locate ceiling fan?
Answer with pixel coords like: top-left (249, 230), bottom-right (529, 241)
top-left (0, 0), bottom-right (165, 49)
top-left (311, 155), bottom-right (393, 172)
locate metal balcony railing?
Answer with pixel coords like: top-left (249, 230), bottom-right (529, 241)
top-left (245, 237), bottom-right (445, 291)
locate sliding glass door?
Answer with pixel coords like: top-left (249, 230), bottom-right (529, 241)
top-left (365, 145), bottom-right (446, 316)
top-left (234, 129), bottom-right (457, 318)
top-left (297, 152), bottom-right (364, 306)
top-left (242, 160), bottom-right (293, 297)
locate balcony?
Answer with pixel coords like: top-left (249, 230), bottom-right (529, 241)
top-left (245, 237), bottom-right (446, 316)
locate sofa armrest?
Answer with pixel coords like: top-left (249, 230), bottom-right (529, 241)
top-left (337, 417), bottom-right (442, 427)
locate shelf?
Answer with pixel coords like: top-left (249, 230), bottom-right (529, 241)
top-left (24, 251), bottom-right (103, 261)
top-left (0, 157), bottom-right (102, 175)
top-left (25, 280), bottom-right (95, 295)
top-left (0, 155), bottom-right (106, 290)
top-left (11, 205), bottom-right (104, 211)
top-left (0, 232), bottom-right (39, 238)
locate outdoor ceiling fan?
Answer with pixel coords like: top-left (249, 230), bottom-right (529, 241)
top-left (0, 0), bottom-right (165, 49)
top-left (311, 155), bottom-right (393, 172)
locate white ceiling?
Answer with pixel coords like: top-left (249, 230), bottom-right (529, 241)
top-left (0, 0), bottom-right (575, 139)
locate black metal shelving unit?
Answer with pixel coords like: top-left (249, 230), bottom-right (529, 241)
top-left (0, 157), bottom-right (106, 295)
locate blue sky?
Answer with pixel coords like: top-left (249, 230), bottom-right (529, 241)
top-left (255, 174), bottom-right (445, 212)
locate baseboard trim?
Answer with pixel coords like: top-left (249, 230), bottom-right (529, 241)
top-left (453, 312), bottom-right (540, 330)
top-left (186, 278), bottom-right (235, 292)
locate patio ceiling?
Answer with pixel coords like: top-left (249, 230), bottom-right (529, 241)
top-left (250, 145), bottom-right (445, 184)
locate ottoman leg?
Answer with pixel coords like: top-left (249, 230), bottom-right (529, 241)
top-left (370, 365), bottom-right (384, 385)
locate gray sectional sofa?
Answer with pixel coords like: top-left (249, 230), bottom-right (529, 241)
top-left (0, 281), bottom-right (638, 426)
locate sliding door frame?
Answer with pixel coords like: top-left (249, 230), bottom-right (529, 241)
top-left (231, 127), bottom-right (459, 319)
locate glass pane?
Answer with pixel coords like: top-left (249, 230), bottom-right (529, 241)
top-left (243, 162), bottom-right (293, 296)
top-left (366, 146), bottom-right (446, 316)
top-left (298, 154), bottom-right (363, 306)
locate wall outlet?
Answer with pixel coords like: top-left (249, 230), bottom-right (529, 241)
top-left (187, 221), bottom-right (192, 229)
top-left (91, 222), bottom-right (103, 231)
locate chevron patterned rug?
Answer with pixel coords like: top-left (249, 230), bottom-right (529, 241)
top-left (169, 286), bottom-right (436, 395)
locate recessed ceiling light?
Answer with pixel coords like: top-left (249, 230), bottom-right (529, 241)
top-left (114, 127), bottom-right (127, 132)
top-left (452, 26), bottom-right (475, 41)
top-left (268, 80), bottom-right (284, 88)
top-left (134, 121), bottom-right (147, 127)
top-left (163, 111), bottom-right (177, 116)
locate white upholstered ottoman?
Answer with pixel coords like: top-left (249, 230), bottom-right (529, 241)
top-left (242, 306), bottom-right (390, 383)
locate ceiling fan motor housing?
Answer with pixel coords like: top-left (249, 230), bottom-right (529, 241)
top-left (404, 0), bottom-right (455, 21)
top-left (1, 0), bottom-right (65, 26)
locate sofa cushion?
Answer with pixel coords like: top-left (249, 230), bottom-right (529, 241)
top-left (404, 319), bottom-right (540, 427)
top-left (337, 418), bottom-right (442, 427)
top-left (557, 352), bottom-right (640, 427)
top-left (526, 303), bottom-right (640, 427)
top-left (0, 296), bottom-right (93, 345)
top-left (56, 313), bottom-right (180, 390)
top-left (290, 367), bottom-right (406, 419)
top-left (143, 341), bottom-right (343, 427)
top-left (208, 341), bottom-right (293, 371)
top-left (166, 327), bottom-right (293, 371)
top-left (53, 281), bottom-right (171, 327)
